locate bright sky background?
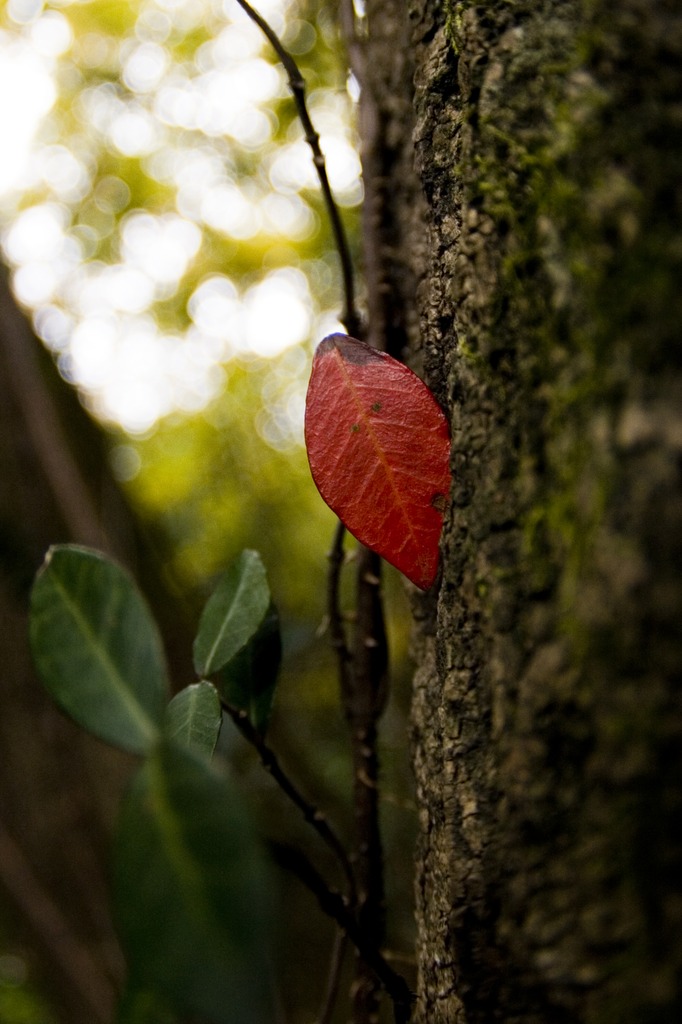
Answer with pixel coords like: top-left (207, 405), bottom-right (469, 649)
top-left (0, 0), bottom-right (360, 440)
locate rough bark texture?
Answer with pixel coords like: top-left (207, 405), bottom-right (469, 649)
top-left (342, 4), bottom-right (429, 1018)
top-left (354, 0), bottom-right (428, 362)
top-left (407, 1), bottom-right (682, 1022)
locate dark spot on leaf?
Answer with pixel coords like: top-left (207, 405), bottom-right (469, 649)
top-left (431, 493), bottom-right (447, 513)
top-left (318, 334), bottom-right (383, 365)
top-left (351, 423), bottom-right (360, 433)
top-left (371, 402), bottom-right (382, 412)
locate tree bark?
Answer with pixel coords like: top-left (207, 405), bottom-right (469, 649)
top-left (406, 1), bottom-right (682, 1022)
top-left (3, 3), bottom-right (682, 1022)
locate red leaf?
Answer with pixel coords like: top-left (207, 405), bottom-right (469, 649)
top-left (304, 334), bottom-right (451, 590)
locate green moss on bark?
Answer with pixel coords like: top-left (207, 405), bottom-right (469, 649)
top-left (411, 1), bottom-right (682, 1021)
top-left (448, 0), bottom-right (682, 611)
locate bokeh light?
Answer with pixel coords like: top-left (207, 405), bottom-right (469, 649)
top-left (0, 0), bottom-right (362, 442)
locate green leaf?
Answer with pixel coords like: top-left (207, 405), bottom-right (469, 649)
top-left (163, 682), bottom-right (221, 757)
top-left (193, 549), bottom-right (271, 677)
top-left (29, 545), bottom-right (167, 753)
top-left (216, 601), bottom-right (281, 734)
top-left (114, 740), bottom-right (273, 1024)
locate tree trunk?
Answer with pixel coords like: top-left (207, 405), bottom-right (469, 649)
top-left (3, 2), bottom-right (681, 1022)
top-left (403, 1), bottom-right (682, 1022)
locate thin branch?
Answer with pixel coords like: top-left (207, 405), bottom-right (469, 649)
top-left (322, 528), bottom-right (354, 1024)
top-left (348, 546), bottom-right (388, 1021)
top-left (230, 7), bottom-right (397, 1022)
top-left (0, 265), bottom-right (107, 549)
top-left (328, 535), bottom-right (388, 1015)
top-left (317, 927), bottom-right (348, 1024)
top-left (222, 703), bottom-right (356, 904)
top-left (327, 521), bottom-right (353, 701)
top-left (0, 818), bottom-right (114, 1024)
top-left (327, 534), bottom-right (390, 1024)
top-left (339, 0), bottom-right (367, 92)
top-left (233, 0), bottom-right (362, 338)
top-left (270, 841), bottom-right (414, 1024)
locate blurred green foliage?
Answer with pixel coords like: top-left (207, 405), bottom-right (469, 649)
top-left (0, 0), bottom-right (417, 1018)
top-left (0, 0), bottom-right (373, 718)
top-left (0, 947), bottom-right (57, 1024)
top-left (0, 0), bottom-right (363, 616)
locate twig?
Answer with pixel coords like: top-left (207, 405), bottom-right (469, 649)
top-left (233, 0), bottom-right (362, 338)
top-left (348, 546), bottom-right (388, 1021)
top-left (270, 841), bottom-right (414, 1024)
top-left (317, 927), bottom-right (348, 1024)
top-left (326, 528), bottom-right (390, 1024)
top-left (323, 525), bottom-right (356, 1024)
top-left (222, 703), bottom-right (356, 903)
top-left (231, 5), bottom-right (397, 1021)
top-left (339, 0), bottom-right (389, 358)
top-left (0, 817), bottom-right (114, 1024)
top-left (0, 265), bottom-right (107, 548)
top-left (339, 0), bottom-right (367, 91)
top-left (327, 521), bottom-right (353, 698)
top-left (328, 531), bottom-right (387, 1021)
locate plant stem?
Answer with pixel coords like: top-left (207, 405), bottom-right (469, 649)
top-left (232, 5), bottom-right (396, 1020)
top-left (328, 532), bottom-right (390, 1023)
top-left (327, 521), bottom-right (353, 691)
top-left (232, 0), bottom-right (362, 338)
top-left (225, 702), bottom-right (413, 1020)
top-left (223, 703), bottom-right (356, 903)
top-left (317, 927), bottom-right (348, 1024)
top-left (270, 841), bottom-right (413, 1024)
top-left (349, 546), bottom-right (388, 1023)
